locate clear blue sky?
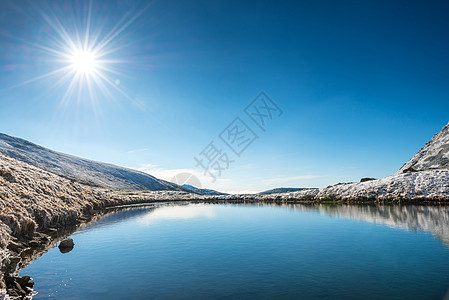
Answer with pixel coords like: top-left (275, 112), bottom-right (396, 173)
top-left (0, 0), bottom-right (448, 193)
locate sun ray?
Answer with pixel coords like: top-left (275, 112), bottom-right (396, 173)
top-left (7, 1), bottom-right (153, 113)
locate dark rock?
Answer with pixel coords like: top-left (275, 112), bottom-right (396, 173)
top-left (360, 178), bottom-right (376, 182)
top-left (4, 276), bottom-right (15, 286)
top-left (16, 276), bottom-right (34, 288)
top-left (6, 288), bottom-right (19, 297)
top-left (0, 169), bottom-right (15, 183)
top-left (58, 238), bottom-right (75, 253)
top-left (4, 275), bottom-right (34, 298)
top-left (28, 241), bottom-right (40, 248)
top-left (7, 241), bottom-right (23, 253)
top-left (5, 257), bottom-right (21, 271)
top-left (39, 235), bottom-right (50, 243)
top-left (14, 281), bottom-right (27, 296)
top-left (403, 167), bottom-right (418, 173)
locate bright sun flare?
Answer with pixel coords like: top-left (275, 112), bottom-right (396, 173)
top-left (70, 50), bottom-right (98, 75)
top-left (19, 2), bottom-right (152, 111)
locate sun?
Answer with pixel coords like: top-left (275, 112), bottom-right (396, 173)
top-left (70, 49), bottom-right (98, 75)
top-left (13, 2), bottom-right (153, 111)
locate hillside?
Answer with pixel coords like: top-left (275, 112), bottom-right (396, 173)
top-left (0, 133), bottom-right (189, 192)
top-left (259, 188), bottom-right (310, 194)
top-left (398, 122), bottom-right (449, 173)
top-left (209, 122), bottom-right (449, 202)
top-left (182, 184), bottom-right (225, 196)
top-left (0, 152), bottom-right (199, 298)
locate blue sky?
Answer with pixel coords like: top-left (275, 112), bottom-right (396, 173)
top-left (0, 0), bottom-right (448, 193)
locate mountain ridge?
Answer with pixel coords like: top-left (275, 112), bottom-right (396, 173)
top-left (398, 122), bottom-right (449, 173)
top-left (0, 133), bottom-right (190, 192)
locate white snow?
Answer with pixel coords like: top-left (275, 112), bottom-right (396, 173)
top-left (398, 122), bottom-right (449, 173)
top-left (0, 133), bottom-right (187, 192)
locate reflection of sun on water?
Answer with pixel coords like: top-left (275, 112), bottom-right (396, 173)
top-left (139, 205), bottom-right (216, 226)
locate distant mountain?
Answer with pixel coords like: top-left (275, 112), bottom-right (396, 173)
top-left (0, 133), bottom-right (191, 192)
top-left (259, 187), bottom-right (311, 194)
top-left (182, 184), bottom-right (225, 196)
top-left (182, 184), bottom-right (198, 190)
top-left (398, 122), bottom-right (449, 173)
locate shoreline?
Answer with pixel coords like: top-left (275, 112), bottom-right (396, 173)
top-left (2, 198), bottom-right (449, 299)
top-left (0, 198), bottom-right (199, 300)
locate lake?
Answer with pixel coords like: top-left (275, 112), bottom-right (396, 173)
top-left (21, 203), bottom-right (449, 299)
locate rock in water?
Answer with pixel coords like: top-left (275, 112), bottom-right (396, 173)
top-left (58, 238), bottom-right (75, 253)
top-left (398, 122), bottom-right (449, 173)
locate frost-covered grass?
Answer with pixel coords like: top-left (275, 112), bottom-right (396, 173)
top-left (201, 171), bottom-right (449, 203)
top-left (0, 153), bottom-right (199, 287)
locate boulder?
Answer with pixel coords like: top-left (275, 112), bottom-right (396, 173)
top-left (58, 238), bottom-right (74, 253)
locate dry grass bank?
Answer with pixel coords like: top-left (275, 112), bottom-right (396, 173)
top-left (0, 153), bottom-right (198, 299)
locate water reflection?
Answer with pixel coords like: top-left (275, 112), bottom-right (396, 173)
top-left (19, 202), bottom-right (449, 300)
top-left (97, 203), bottom-right (449, 248)
top-left (76, 205), bottom-right (156, 233)
top-left (138, 204), bottom-right (216, 226)
top-left (282, 204), bottom-right (449, 248)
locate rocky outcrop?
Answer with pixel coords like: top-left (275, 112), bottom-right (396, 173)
top-left (4, 275), bottom-right (34, 299)
top-left (398, 122), bottom-right (449, 173)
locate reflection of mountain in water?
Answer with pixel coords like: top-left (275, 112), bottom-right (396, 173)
top-left (113, 204), bottom-right (449, 248)
top-left (295, 205), bottom-right (449, 247)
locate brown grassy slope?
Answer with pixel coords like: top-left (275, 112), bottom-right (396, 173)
top-left (0, 153), bottom-right (197, 278)
top-left (0, 153), bottom-right (107, 245)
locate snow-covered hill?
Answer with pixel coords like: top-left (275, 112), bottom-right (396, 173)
top-left (181, 184), bottom-right (225, 196)
top-left (259, 187), bottom-right (311, 194)
top-left (398, 122), bottom-right (449, 173)
top-left (0, 133), bottom-right (189, 192)
top-left (207, 122), bottom-right (449, 202)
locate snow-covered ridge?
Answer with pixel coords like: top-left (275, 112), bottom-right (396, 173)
top-left (181, 184), bottom-right (225, 196)
top-left (259, 187), bottom-right (310, 194)
top-left (0, 133), bottom-right (189, 192)
top-left (398, 122), bottom-right (449, 173)
top-left (204, 122), bottom-right (449, 202)
top-left (206, 170), bottom-right (449, 202)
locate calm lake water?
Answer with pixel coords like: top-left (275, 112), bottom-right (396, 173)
top-left (21, 203), bottom-right (449, 299)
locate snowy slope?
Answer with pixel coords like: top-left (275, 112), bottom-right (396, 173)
top-left (182, 184), bottom-right (226, 196)
top-left (398, 122), bottom-right (449, 173)
top-left (259, 187), bottom-right (310, 194)
top-left (208, 122), bottom-right (449, 202)
top-left (0, 133), bottom-right (190, 192)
